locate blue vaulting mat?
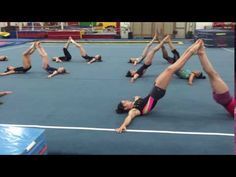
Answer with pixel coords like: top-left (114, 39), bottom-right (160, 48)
top-left (0, 126), bottom-right (47, 155)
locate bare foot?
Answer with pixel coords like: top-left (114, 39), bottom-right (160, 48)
top-left (197, 43), bottom-right (205, 55)
top-left (155, 33), bottom-right (161, 42)
top-left (35, 41), bottom-right (41, 48)
top-left (30, 42), bottom-right (35, 49)
top-left (190, 41), bottom-right (202, 55)
top-left (154, 32), bottom-right (158, 39)
top-left (69, 36), bottom-right (73, 42)
top-left (163, 35), bottom-right (170, 43)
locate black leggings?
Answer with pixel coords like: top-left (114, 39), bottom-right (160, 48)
top-left (163, 49), bottom-right (180, 64)
top-left (136, 63), bottom-right (151, 77)
top-left (14, 66), bottom-right (32, 74)
top-left (82, 54), bottom-right (94, 61)
top-left (58, 48), bottom-right (72, 61)
top-left (45, 65), bottom-right (57, 74)
top-left (149, 86), bottom-right (166, 100)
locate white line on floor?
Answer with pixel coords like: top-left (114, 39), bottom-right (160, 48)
top-left (0, 124), bottom-right (233, 137)
top-left (222, 48), bottom-right (234, 53)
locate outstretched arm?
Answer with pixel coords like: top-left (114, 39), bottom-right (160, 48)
top-left (87, 58), bottom-right (97, 64)
top-left (0, 70), bottom-right (16, 76)
top-left (48, 70), bottom-right (59, 78)
top-left (0, 91), bottom-right (13, 97)
top-left (115, 109), bottom-right (141, 133)
top-left (130, 73), bottom-right (140, 83)
top-left (188, 73), bottom-right (196, 85)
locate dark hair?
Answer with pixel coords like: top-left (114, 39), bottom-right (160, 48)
top-left (196, 72), bottom-right (206, 79)
top-left (3, 56), bottom-right (8, 61)
top-left (116, 102), bottom-right (128, 114)
top-left (63, 69), bottom-right (70, 74)
top-left (57, 68), bottom-right (67, 74)
top-left (97, 55), bottom-right (102, 62)
top-left (126, 71), bottom-right (132, 77)
top-left (5, 66), bottom-right (10, 72)
top-left (128, 59), bottom-right (132, 63)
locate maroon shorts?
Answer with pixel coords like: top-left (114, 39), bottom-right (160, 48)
top-left (213, 91), bottom-right (234, 117)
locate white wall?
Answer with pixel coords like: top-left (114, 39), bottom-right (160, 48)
top-left (175, 22), bottom-right (186, 38)
top-left (196, 22), bottom-right (213, 29)
top-left (186, 22), bottom-right (195, 32)
top-left (0, 22), bottom-right (7, 30)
